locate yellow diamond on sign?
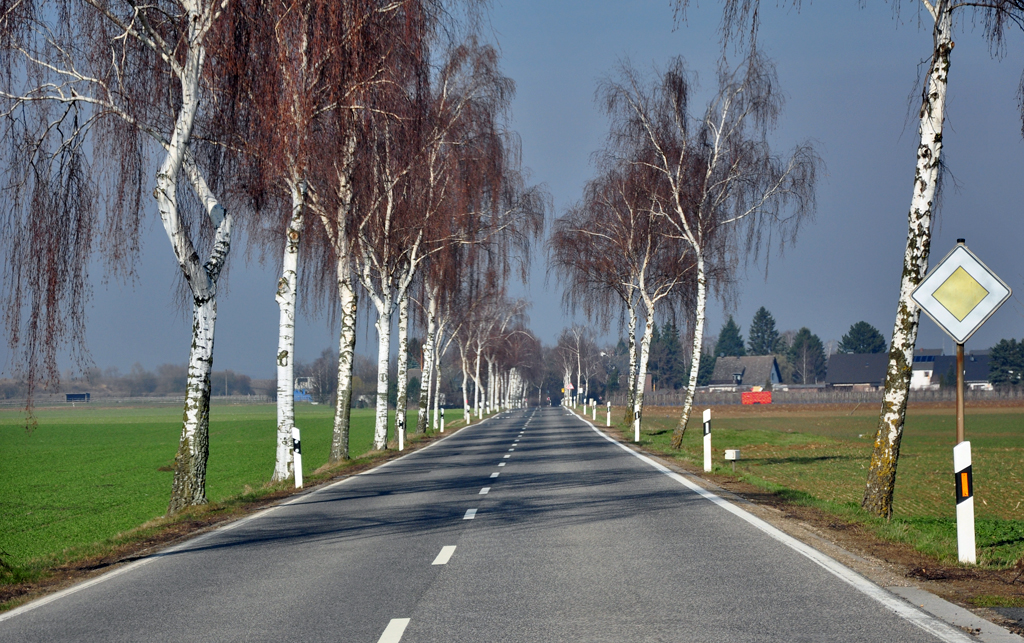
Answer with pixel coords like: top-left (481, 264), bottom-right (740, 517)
top-left (932, 267), bottom-right (989, 322)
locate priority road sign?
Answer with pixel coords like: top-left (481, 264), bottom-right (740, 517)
top-left (911, 244), bottom-right (1011, 344)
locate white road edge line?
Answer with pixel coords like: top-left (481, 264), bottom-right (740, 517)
top-left (464, 508), bottom-right (477, 519)
top-left (432, 546), bottom-right (456, 565)
top-left (377, 618), bottom-right (411, 643)
top-left (567, 409), bottom-right (975, 643)
top-left (0, 414), bottom-right (499, 625)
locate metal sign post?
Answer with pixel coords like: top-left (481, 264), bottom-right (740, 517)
top-left (911, 239), bottom-right (1010, 564)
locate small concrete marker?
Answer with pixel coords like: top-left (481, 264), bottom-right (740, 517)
top-left (432, 546), bottom-right (456, 565)
top-left (377, 618), bottom-right (411, 643)
top-left (464, 508), bottom-right (477, 519)
top-left (479, 487), bottom-right (490, 495)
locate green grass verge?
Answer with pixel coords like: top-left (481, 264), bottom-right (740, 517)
top-left (0, 403), bottom-right (463, 584)
top-left (607, 404), bottom-right (1024, 569)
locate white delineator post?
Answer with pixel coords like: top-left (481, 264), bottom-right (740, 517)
top-left (634, 409), bottom-right (640, 443)
top-left (292, 427), bottom-right (303, 489)
top-left (606, 402), bottom-right (611, 427)
top-left (397, 413), bottom-right (405, 452)
top-left (592, 401), bottom-right (597, 421)
top-left (703, 408), bottom-right (712, 473)
top-left (440, 408), bottom-right (445, 433)
top-left (954, 441), bottom-right (976, 564)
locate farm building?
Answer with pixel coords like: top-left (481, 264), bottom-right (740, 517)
top-left (708, 356), bottom-right (781, 390)
top-left (825, 353), bottom-right (888, 390)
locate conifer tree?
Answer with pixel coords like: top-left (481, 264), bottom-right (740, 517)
top-left (788, 328), bottom-right (826, 384)
top-left (747, 307), bottom-right (780, 356)
top-left (838, 322), bottom-right (886, 354)
top-left (714, 317), bottom-right (746, 357)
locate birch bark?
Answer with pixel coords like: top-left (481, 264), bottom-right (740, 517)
top-left (415, 291), bottom-right (437, 434)
top-left (272, 179), bottom-right (306, 481)
top-left (395, 291), bottom-right (409, 448)
top-left (331, 256), bottom-right (358, 461)
top-left (624, 299), bottom-right (638, 423)
top-left (672, 252), bottom-right (706, 449)
top-left (632, 312), bottom-right (655, 442)
top-left (162, 20), bottom-right (234, 514)
top-left (863, 4), bottom-right (953, 518)
top-left (372, 301), bottom-right (393, 450)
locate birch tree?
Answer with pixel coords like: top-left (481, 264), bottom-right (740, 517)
top-left (1, 0), bottom-right (240, 514)
top-left (551, 158), bottom-right (687, 428)
top-left (229, 0), bottom-right (341, 481)
top-left (672, 0), bottom-right (1024, 522)
top-left (862, 0), bottom-right (1024, 518)
top-left (598, 54), bottom-right (818, 449)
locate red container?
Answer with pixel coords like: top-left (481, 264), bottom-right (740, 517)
top-left (741, 391), bottom-right (772, 405)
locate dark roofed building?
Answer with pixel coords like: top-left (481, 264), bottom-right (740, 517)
top-left (709, 356), bottom-right (781, 389)
top-left (825, 353), bottom-right (888, 389)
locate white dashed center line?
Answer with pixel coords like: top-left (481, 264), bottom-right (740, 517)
top-left (503, 454), bottom-right (511, 458)
top-left (508, 448), bottom-right (515, 452)
top-left (464, 508), bottom-right (477, 519)
top-left (377, 618), bottom-right (411, 643)
top-left (490, 472), bottom-right (499, 478)
top-left (498, 463), bottom-right (506, 467)
top-left (479, 487), bottom-right (490, 495)
top-left (432, 546), bottom-right (456, 565)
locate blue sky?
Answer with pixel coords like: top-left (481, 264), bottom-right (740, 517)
top-left (7, 1), bottom-right (1022, 379)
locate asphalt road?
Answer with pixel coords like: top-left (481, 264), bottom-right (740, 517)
top-left (0, 407), bottom-right (973, 642)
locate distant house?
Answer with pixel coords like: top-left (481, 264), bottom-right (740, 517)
top-left (910, 349), bottom-right (942, 390)
top-left (709, 356), bottom-right (781, 390)
top-left (825, 353), bottom-right (888, 390)
top-left (911, 349), bottom-right (992, 391)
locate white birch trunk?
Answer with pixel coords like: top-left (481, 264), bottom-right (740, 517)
top-left (331, 252), bottom-right (358, 461)
top-left (416, 294), bottom-right (437, 434)
top-left (473, 347), bottom-right (483, 417)
top-left (672, 252), bottom-right (706, 449)
top-left (864, 6), bottom-right (953, 518)
top-left (460, 342), bottom-right (471, 423)
top-left (624, 302), bottom-right (638, 423)
top-left (395, 292), bottom-right (409, 450)
top-left (632, 311), bottom-right (655, 442)
top-left (163, 33), bottom-right (233, 514)
top-left (372, 304), bottom-right (393, 450)
top-left (433, 319), bottom-right (447, 430)
top-left (272, 180), bottom-right (306, 481)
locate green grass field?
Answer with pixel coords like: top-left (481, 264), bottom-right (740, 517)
top-left (616, 404), bottom-right (1024, 566)
top-left (0, 403), bottom-right (459, 572)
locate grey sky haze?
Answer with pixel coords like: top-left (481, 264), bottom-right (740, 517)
top-left (6, 1), bottom-right (1023, 380)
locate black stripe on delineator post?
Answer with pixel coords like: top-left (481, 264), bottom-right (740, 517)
top-left (955, 465), bottom-right (972, 505)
